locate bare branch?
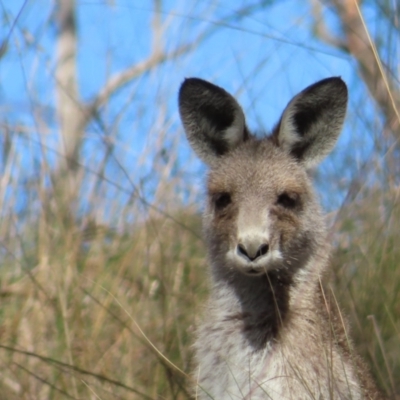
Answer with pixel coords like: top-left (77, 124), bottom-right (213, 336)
top-left (84, 1), bottom-right (269, 123)
top-left (55, 0), bottom-right (85, 171)
top-left (85, 42), bottom-right (193, 118)
top-left (328, 0), bottom-right (400, 138)
top-left (310, 0), bottom-right (347, 51)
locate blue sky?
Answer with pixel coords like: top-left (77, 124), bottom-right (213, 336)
top-left (0, 1), bottom-right (379, 217)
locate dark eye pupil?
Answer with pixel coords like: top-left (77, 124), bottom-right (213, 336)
top-left (215, 193), bottom-right (231, 210)
top-left (277, 193), bottom-right (297, 209)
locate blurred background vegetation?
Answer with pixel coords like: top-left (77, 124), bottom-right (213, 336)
top-left (0, 0), bottom-right (399, 399)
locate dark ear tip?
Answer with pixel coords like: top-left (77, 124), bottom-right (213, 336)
top-left (300, 76), bottom-right (348, 106)
top-left (179, 78), bottom-right (234, 111)
top-left (180, 77), bottom-right (210, 90)
top-left (179, 78), bottom-right (209, 103)
top-left (329, 76), bottom-right (347, 89)
top-left (179, 78), bottom-right (195, 98)
top-left (181, 77), bottom-right (200, 88)
top-left (316, 76), bottom-right (346, 85)
top-left (182, 77), bottom-right (206, 84)
top-left (180, 77), bottom-right (223, 92)
top-left (319, 76), bottom-right (348, 95)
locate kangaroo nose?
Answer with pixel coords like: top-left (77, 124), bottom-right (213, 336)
top-left (237, 242), bottom-right (269, 262)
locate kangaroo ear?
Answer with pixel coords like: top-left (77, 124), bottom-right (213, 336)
top-left (178, 78), bottom-right (248, 165)
top-left (274, 77), bottom-right (348, 168)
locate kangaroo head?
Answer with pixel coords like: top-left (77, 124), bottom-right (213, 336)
top-left (178, 77), bottom-right (347, 277)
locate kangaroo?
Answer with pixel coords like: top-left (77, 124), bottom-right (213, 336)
top-left (178, 77), bottom-right (383, 399)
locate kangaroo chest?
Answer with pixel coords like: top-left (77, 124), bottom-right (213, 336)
top-left (194, 305), bottom-right (363, 400)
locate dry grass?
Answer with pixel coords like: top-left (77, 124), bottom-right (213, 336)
top-left (0, 201), bottom-right (206, 399)
top-left (332, 186), bottom-right (400, 398)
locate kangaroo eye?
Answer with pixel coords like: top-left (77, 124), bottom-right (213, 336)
top-left (214, 192), bottom-right (232, 210)
top-left (277, 192), bottom-right (299, 209)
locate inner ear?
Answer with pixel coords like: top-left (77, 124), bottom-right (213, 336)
top-left (273, 77), bottom-right (348, 168)
top-left (179, 78), bottom-right (249, 165)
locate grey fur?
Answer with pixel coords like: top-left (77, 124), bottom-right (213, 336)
top-left (178, 77), bottom-right (382, 399)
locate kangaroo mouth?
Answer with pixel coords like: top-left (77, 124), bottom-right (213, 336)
top-left (248, 268), bottom-right (258, 274)
top-left (226, 248), bottom-right (283, 276)
top-left (244, 267), bottom-right (266, 276)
